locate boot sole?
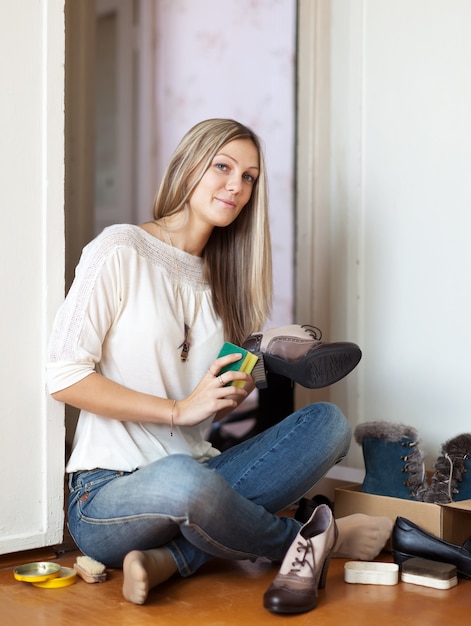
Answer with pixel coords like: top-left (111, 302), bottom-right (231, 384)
top-left (262, 343), bottom-right (362, 389)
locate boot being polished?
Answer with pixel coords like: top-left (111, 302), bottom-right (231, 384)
top-left (243, 324), bottom-right (362, 389)
top-left (354, 421), bottom-right (427, 500)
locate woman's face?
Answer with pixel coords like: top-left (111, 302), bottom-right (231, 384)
top-left (188, 138), bottom-right (259, 229)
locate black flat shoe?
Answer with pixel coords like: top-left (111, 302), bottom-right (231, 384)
top-left (392, 516), bottom-right (471, 578)
top-left (294, 495), bottom-right (334, 524)
top-left (243, 324), bottom-right (362, 389)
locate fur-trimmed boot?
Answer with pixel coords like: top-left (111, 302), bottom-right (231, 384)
top-left (354, 421), bottom-right (427, 500)
top-left (422, 433), bottom-right (471, 504)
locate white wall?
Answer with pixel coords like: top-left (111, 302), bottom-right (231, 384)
top-left (0, 0), bottom-right (65, 554)
top-left (326, 0), bottom-right (471, 470)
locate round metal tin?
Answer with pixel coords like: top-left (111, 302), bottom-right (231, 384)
top-left (32, 567), bottom-right (77, 589)
top-left (13, 561), bottom-right (62, 583)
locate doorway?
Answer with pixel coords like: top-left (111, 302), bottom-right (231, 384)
top-left (64, 0), bottom-right (138, 450)
top-left (65, 0), bottom-right (136, 290)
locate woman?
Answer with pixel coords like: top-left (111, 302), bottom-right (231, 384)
top-left (47, 119), bottom-right (391, 611)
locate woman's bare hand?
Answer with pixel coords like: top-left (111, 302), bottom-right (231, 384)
top-left (174, 352), bottom-right (254, 427)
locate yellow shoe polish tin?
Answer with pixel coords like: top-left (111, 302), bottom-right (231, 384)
top-left (32, 566), bottom-right (77, 588)
top-left (13, 562), bottom-right (61, 583)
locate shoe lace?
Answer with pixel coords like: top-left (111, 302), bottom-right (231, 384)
top-left (289, 540), bottom-right (315, 576)
top-left (401, 441), bottom-right (427, 499)
top-left (442, 452), bottom-right (469, 501)
top-left (445, 453), bottom-right (455, 502)
top-left (301, 325), bottom-right (322, 340)
top-left (425, 451), bottom-right (470, 503)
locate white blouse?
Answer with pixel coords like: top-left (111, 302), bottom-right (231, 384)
top-left (47, 224), bottom-right (224, 472)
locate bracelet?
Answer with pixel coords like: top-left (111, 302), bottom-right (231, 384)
top-left (170, 399), bottom-right (176, 436)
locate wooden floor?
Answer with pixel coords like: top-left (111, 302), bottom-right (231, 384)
top-left (1, 544), bottom-right (470, 625)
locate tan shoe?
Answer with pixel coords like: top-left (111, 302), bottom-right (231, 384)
top-left (243, 324), bottom-right (361, 389)
top-left (263, 504), bottom-right (337, 614)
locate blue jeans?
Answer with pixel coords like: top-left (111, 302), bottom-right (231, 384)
top-left (67, 402), bottom-right (351, 576)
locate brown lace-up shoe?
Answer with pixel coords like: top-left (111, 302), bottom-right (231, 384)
top-left (263, 504), bottom-right (337, 614)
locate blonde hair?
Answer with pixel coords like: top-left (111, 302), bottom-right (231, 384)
top-left (153, 119), bottom-right (272, 344)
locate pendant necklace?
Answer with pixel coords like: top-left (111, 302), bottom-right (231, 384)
top-left (156, 221), bottom-right (202, 362)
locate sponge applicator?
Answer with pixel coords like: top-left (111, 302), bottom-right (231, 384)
top-left (401, 557), bottom-right (458, 589)
top-left (74, 555), bottom-right (107, 583)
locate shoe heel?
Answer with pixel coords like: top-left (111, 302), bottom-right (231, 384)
top-left (318, 554), bottom-right (331, 590)
top-left (252, 355), bottom-right (268, 389)
top-left (392, 550), bottom-right (412, 568)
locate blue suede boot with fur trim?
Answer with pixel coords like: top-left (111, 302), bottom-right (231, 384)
top-left (354, 421), bottom-right (427, 500)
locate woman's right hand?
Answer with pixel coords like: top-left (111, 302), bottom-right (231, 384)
top-left (174, 351), bottom-right (253, 427)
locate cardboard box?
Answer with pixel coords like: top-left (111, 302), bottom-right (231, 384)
top-left (334, 483), bottom-right (471, 547)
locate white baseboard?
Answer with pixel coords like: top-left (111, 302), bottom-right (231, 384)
top-left (326, 464), bottom-right (365, 484)
top-left (305, 465), bottom-right (364, 502)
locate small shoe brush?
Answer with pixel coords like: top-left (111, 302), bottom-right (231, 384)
top-left (73, 555), bottom-right (107, 583)
top-left (401, 557), bottom-right (457, 590)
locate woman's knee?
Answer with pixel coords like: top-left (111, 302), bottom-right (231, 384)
top-left (303, 401), bottom-right (352, 453)
top-left (325, 401), bottom-right (352, 438)
top-left (324, 402), bottom-right (352, 456)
